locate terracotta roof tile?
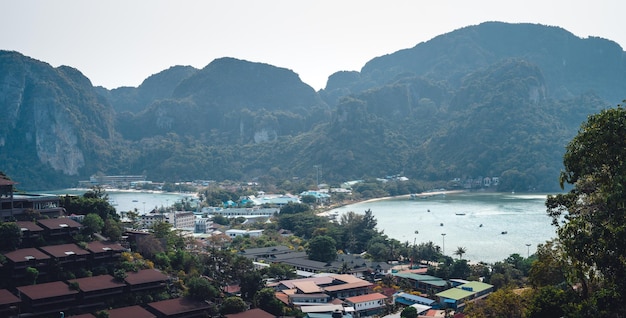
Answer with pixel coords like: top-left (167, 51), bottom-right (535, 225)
top-left (147, 297), bottom-right (211, 316)
top-left (68, 274), bottom-right (126, 292)
top-left (17, 281), bottom-right (78, 300)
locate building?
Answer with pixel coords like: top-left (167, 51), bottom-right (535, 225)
top-left (225, 229), bottom-right (264, 238)
top-left (78, 175), bottom-right (147, 188)
top-left (146, 297), bottom-right (215, 318)
top-left (435, 281), bottom-right (494, 310)
top-left (0, 178), bottom-right (65, 220)
top-left (344, 292), bottom-right (388, 317)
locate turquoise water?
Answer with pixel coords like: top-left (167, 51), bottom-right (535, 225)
top-left (332, 192), bottom-right (557, 263)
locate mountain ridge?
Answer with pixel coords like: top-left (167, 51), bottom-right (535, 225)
top-left (0, 22), bottom-right (623, 191)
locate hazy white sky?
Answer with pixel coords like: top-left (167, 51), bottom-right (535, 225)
top-left (1, 0), bottom-right (624, 90)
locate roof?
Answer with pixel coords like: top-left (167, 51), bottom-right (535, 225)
top-left (124, 269), bottom-right (169, 285)
top-left (67, 314), bottom-right (96, 318)
top-left (458, 281), bottom-right (493, 293)
top-left (68, 274), bottom-right (125, 292)
top-left (36, 217), bottom-right (82, 230)
top-left (16, 221), bottom-right (44, 232)
top-left (225, 308), bottom-right (275, 318)
top-left (85, 240), bottom-right (126, 253)
top-left (4, 247), bottom-right (51, 263)
top-left (300, 304), bottom-right (345, 313)
top-left (147, 297), bottom-right (211, 316)
top-left (392, 273), bottom-right (448, 287)
top-left (0, 289), bottom-right (20, 305)
top-left (107, 305), bottom-right (156, 318)
top-left (393, 292), bottom-right (435, 305)
top-left (435, 288), bottom-right (474, 301)
top-left (278, 276), bottom-right (335, 289)
top-left (331, 274), bottom-right (364, 284)
top-left (345, 292), bottom-right (387, 304)
top-left (17, 281), bottom-right (78, 300)
top-left (39, 243), bottom-right (90, 258)
top-left (0, 178), bottom-right (16, 186)
top-left (323, 281), bottom-right (372, 292)
top-left (293, 281), bottom-right (324, 293)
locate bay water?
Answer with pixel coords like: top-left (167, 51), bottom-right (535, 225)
top-left (331, 192), bottom-right (558, 264)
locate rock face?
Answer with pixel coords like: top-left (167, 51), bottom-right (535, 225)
top-left (0, 51), bottom-right (116, 186)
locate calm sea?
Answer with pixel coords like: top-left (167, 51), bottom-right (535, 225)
top-left (331, 192), bottom-right (558, 264)
top-left (42, 189), bottom-right (194, 214)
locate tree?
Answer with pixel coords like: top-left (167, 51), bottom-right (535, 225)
top-left (25, 267), bottom-right (39, 285)
top-left (254, 287), bottom-right (284, 316)
top-left (186, 276), bottom-right (219, 301)
top-left (454, 246), bottom-right (467, 259)
top-left (239, 270), bottom-right (264, 301)
top-left (306, 235), bottom-right (337, 262)
top-left (0, 222), bottom-right (22, 251)
top-left (82, 213), bottom-right (104, 238)
top-left (102, 218), bottom-right (123, 241)
top-left (220, 296), bottom-right (247, 315)
top-left (546, 104), bottom-right (626, 313)
top-left (401, 306), bottom-right (418, 318)
top-left (300, 195), bottom-right (317, 205)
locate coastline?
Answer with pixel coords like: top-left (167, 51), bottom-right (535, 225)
top-left (315, 189), bottom-right (466, 216)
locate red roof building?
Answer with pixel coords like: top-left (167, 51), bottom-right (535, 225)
top-left (0, 288), bottom-right (20, 316)
top-left (17, 281), bottom-right (78, 315)
top-left (107, 305), bottom-right (157, 318)
top-left (147, 297), bottom-right (214, 318)
top-left (124, 269), bottom-right (169, 292)
top-left (225, 308), bottom-right (275, 318)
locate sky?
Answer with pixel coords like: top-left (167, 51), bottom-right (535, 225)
top-left (1, 1), bottom-right (624, 91)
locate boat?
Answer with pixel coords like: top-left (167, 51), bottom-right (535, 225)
top-left (427, 209), bottom-right (431, 212)
top-left (479, 224), bottom-right (483, 227)
top-left (132, 199), bottom-right (138, 202)
top-left (501, 231), bottom-right (508, 235)
top-left (440, 223), bottom-right (444, 226)
top-left (455, 212), bottom-right (466, 216)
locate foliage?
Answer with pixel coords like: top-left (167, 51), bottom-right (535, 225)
top-left (463, 287), bottom-right (525, 318)
top-left (0, 222), bottom-right (22, 251)
top-left (400, 306), bottom-right (418, 318)
top-left (81, 213), bottom-right (104, 237)
top-left (25, 267), bottom-right (39, 285)
top-left (546, 104), bottom-right (626, 314)
top-left (186, 276), bottom-right (219, 301)
top-left (254, 287), bottom-right (285, 316)
top-left (239, 270), bottom-right (265, 301)
top-left (306, 235), bottom-right (337, 262)
top-left (261, 263), bottom-right (297, 280)
top-left (102, 218), bottom-right (123, 241)
top-left (61, 191), bottom-right (118, 221)
top-left (220, 296), bottom-right (247, 315)
top-left (279, 202), bottom-right (311, 215)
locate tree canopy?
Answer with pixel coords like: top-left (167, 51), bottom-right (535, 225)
top-left (546, 104), bottom-right (626, 315)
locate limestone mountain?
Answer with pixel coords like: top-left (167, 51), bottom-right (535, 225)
top-left (116, 57), bottom-right (330, 144)
top-left (1, 21), bottom-right (625, 191)
top-left (322, 21), bottom-right (626, 105)
top-left (0, 51), bottom-right (128, 189)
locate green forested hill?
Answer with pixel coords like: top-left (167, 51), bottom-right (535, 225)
top-left (0, 22), bottom-right (622, 191)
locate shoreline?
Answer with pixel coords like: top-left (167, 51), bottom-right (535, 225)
top-left (315, 189), bottom-right (466, 216)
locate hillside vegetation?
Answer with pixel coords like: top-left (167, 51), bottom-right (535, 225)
top-left (0, 22), bottom-right (623, 190)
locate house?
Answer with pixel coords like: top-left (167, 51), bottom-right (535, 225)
top-left (37, 217), bottom-right (83, 239)
top-left (0, 288), bottom-right (21, 317)
top-left (435, 281), bottom-right (494, 310)
top-left (16, 221), bottom-right (44, 247)
top-left (146, 297), bottom-right (214, 318)
top-left (392, 291), bottom-right (435, 307)
top-left (39, 243), bottom-right (90, 269)
top-left (16, 281), bottom-right (79, 316)
top-left (3, 247), bottom-right (52, 283)
top-left (391, 272), bottom-right (448, 294)
top-left (344, 292), bottom-right (388, 317)
top-left (225, 308), bottom-right (275, 318)
top-left (225, 229), bottom-right (263, 238)
top-left (85, 240), bottom-right (126, 265)
top-left (106, 305), bottom-right (156, 318)
top-left (124, 269), bottom-right (169, 292)
top-left (68, 274), bottom-right (126, 310)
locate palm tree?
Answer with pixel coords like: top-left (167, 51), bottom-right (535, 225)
top-left (454, 246), bottom-right (467, 259)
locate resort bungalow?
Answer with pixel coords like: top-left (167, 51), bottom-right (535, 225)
top-left (146, 297), bottom-right (215, 318)
top-left (435, 281), bottom-right (494, 310)
top-left (391, 272), bottom-right (449, 294)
